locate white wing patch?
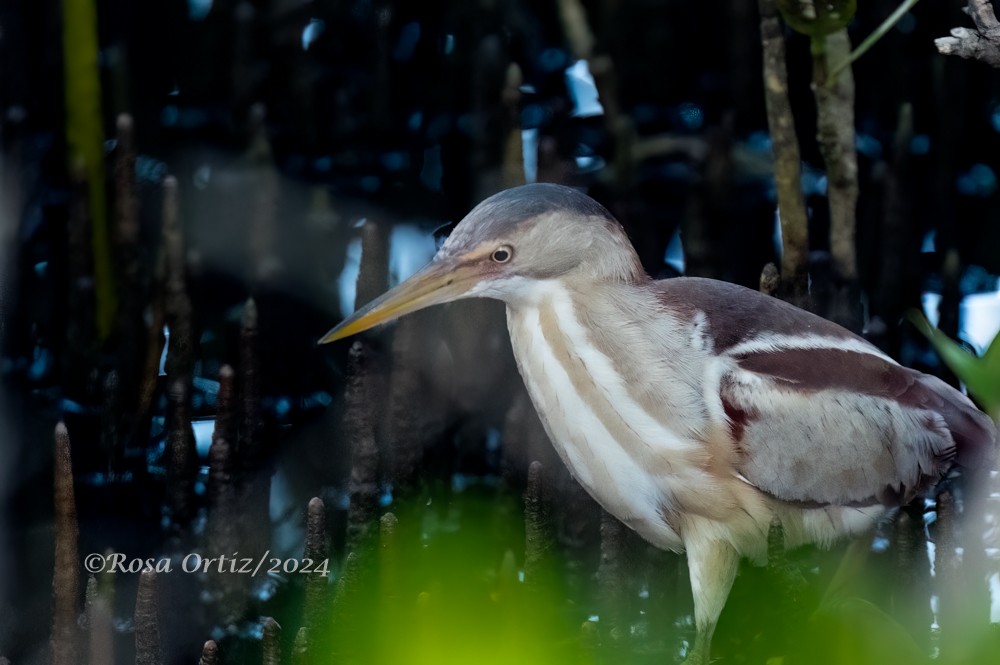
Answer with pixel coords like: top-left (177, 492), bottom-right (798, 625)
top-left (724, 333), bottom-right (898, 364)
top-left (690, 310), bottom-right (712, 353)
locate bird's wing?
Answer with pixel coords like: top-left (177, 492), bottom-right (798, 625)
top-left (655, 277), bottom-right (996, 507)
top-left (719, 350), bottom-right (990, 506)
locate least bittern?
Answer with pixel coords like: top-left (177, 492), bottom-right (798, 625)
top-left (321, 183), bottom-right (996, 663)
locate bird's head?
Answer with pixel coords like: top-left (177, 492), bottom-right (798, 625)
top-left (319, 183), bottom-right (646, 344)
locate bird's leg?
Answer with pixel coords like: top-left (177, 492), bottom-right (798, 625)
top-left (682, 538), bottom-right (740, 665)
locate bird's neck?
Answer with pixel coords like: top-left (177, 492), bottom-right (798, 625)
top-left (505, 279), bottom-right (710, 428)
top-left (503, 279), bottom-right (715, 549)
top-left (576, 233), bottom-right (649, 285)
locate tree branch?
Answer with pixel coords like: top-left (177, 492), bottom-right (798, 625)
top-left (813, 30), bottom-right (859, 285)
top-left (935, 0), bottom-right (1000, 68)
top-left (758, 0), bottom-right (810, 301)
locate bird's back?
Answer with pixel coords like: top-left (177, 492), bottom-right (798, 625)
top-left (654, 277), bottom-right (996, 507)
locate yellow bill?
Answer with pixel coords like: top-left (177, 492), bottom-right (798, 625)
top-left (319, 257), bottom-right (479, 344)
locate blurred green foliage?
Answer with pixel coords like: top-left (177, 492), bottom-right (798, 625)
top-left (306, 486), bottom-right (594, 665)
top-left (908, 310), bottom-right (1000, 420)
top-left (63, 0), bottom-right (116, 338)
top-left (775, 0), bottom-right (857, 38)
top-left (303, 485), bottom-right (999, 664)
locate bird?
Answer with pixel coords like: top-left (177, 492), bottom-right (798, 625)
top-left (320, 182), bottom-right (996, 663)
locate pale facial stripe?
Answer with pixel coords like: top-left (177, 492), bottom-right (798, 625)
top-left (723, 333), bottom-right (897, 364)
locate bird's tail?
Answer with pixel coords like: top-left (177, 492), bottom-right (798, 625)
top-left (919, 373), bottom-right (997, 470)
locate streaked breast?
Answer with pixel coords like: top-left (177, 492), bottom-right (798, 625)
top-left (504, 283), bottom-right (705, 550)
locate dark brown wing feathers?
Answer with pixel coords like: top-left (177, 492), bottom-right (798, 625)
top-left (657, 277), bottom-right (996, 505)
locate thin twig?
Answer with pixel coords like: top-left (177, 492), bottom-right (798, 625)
top-left (502, 62), bottom-right (525, 189)
top-left (812, 27), bottom-right (862, 330)
top-left (135, 571), bottom-right (163, 665)
top-left (524, 461), bottom-right (556, 586)
top-left (829, 0), bottom-right (922, 81)
top-left (331, 551), bottom-right (361, 659)
top-left (344, 342), bottom-right (380, 551)
top-left (813, 29), bottom-right (858, 283)
top-left (114, 116), bottom-right (138, 255)
top-left (384, 311), bottom-right (442, 493)
top-left (758, 0), bottom-right (810, 301)
top-left (86, 575), bottom-right (113, 664)
top-left (379, 512), bottom-right (400, 612)
top-left (238, 298), bottom-right (271, 557)
top-left (166, 379), bottom-right (198, 526)
top-left (262, 617), bottom-right (281, 665)
top-left (292, 628), bottom-right (309, 665)
top-left (355, 220), bottom-right (389, 313)
top-left (238, 298), bottom-right (262, 466)
top-left (303, 497), bottom-right (329, 631)
top-left (52, 423), bottom-right (79, 665)
top-left (212, 365), bottom-right (237, 450)
top-left (598, 510), bottom-right (630, 643)
top-left (113, 113), bottom-right (144, 455)
top-left (99, 370), bottom-right (119, 473)
top-left (162, 175), bottom-right (194, 387)
top-left (556, 0), bottom-right (595, 60)
top-left (206, 434), bottom-right (244, 620)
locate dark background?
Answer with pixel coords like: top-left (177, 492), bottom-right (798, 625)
top-left (0, 0), bottom-right (998, 663)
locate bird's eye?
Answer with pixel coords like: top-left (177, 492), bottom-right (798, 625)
top-left (491, 246), bottom-right (513, 263)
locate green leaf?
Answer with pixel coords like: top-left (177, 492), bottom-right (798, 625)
top-left (63, 0), bottom-right (116, 338)
top-left (802, 596), bottom-right (927, 665)
top-left (907, 310), bottom-right (1000, 419)
top-left (776, 0), bottom-right (857, 37)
